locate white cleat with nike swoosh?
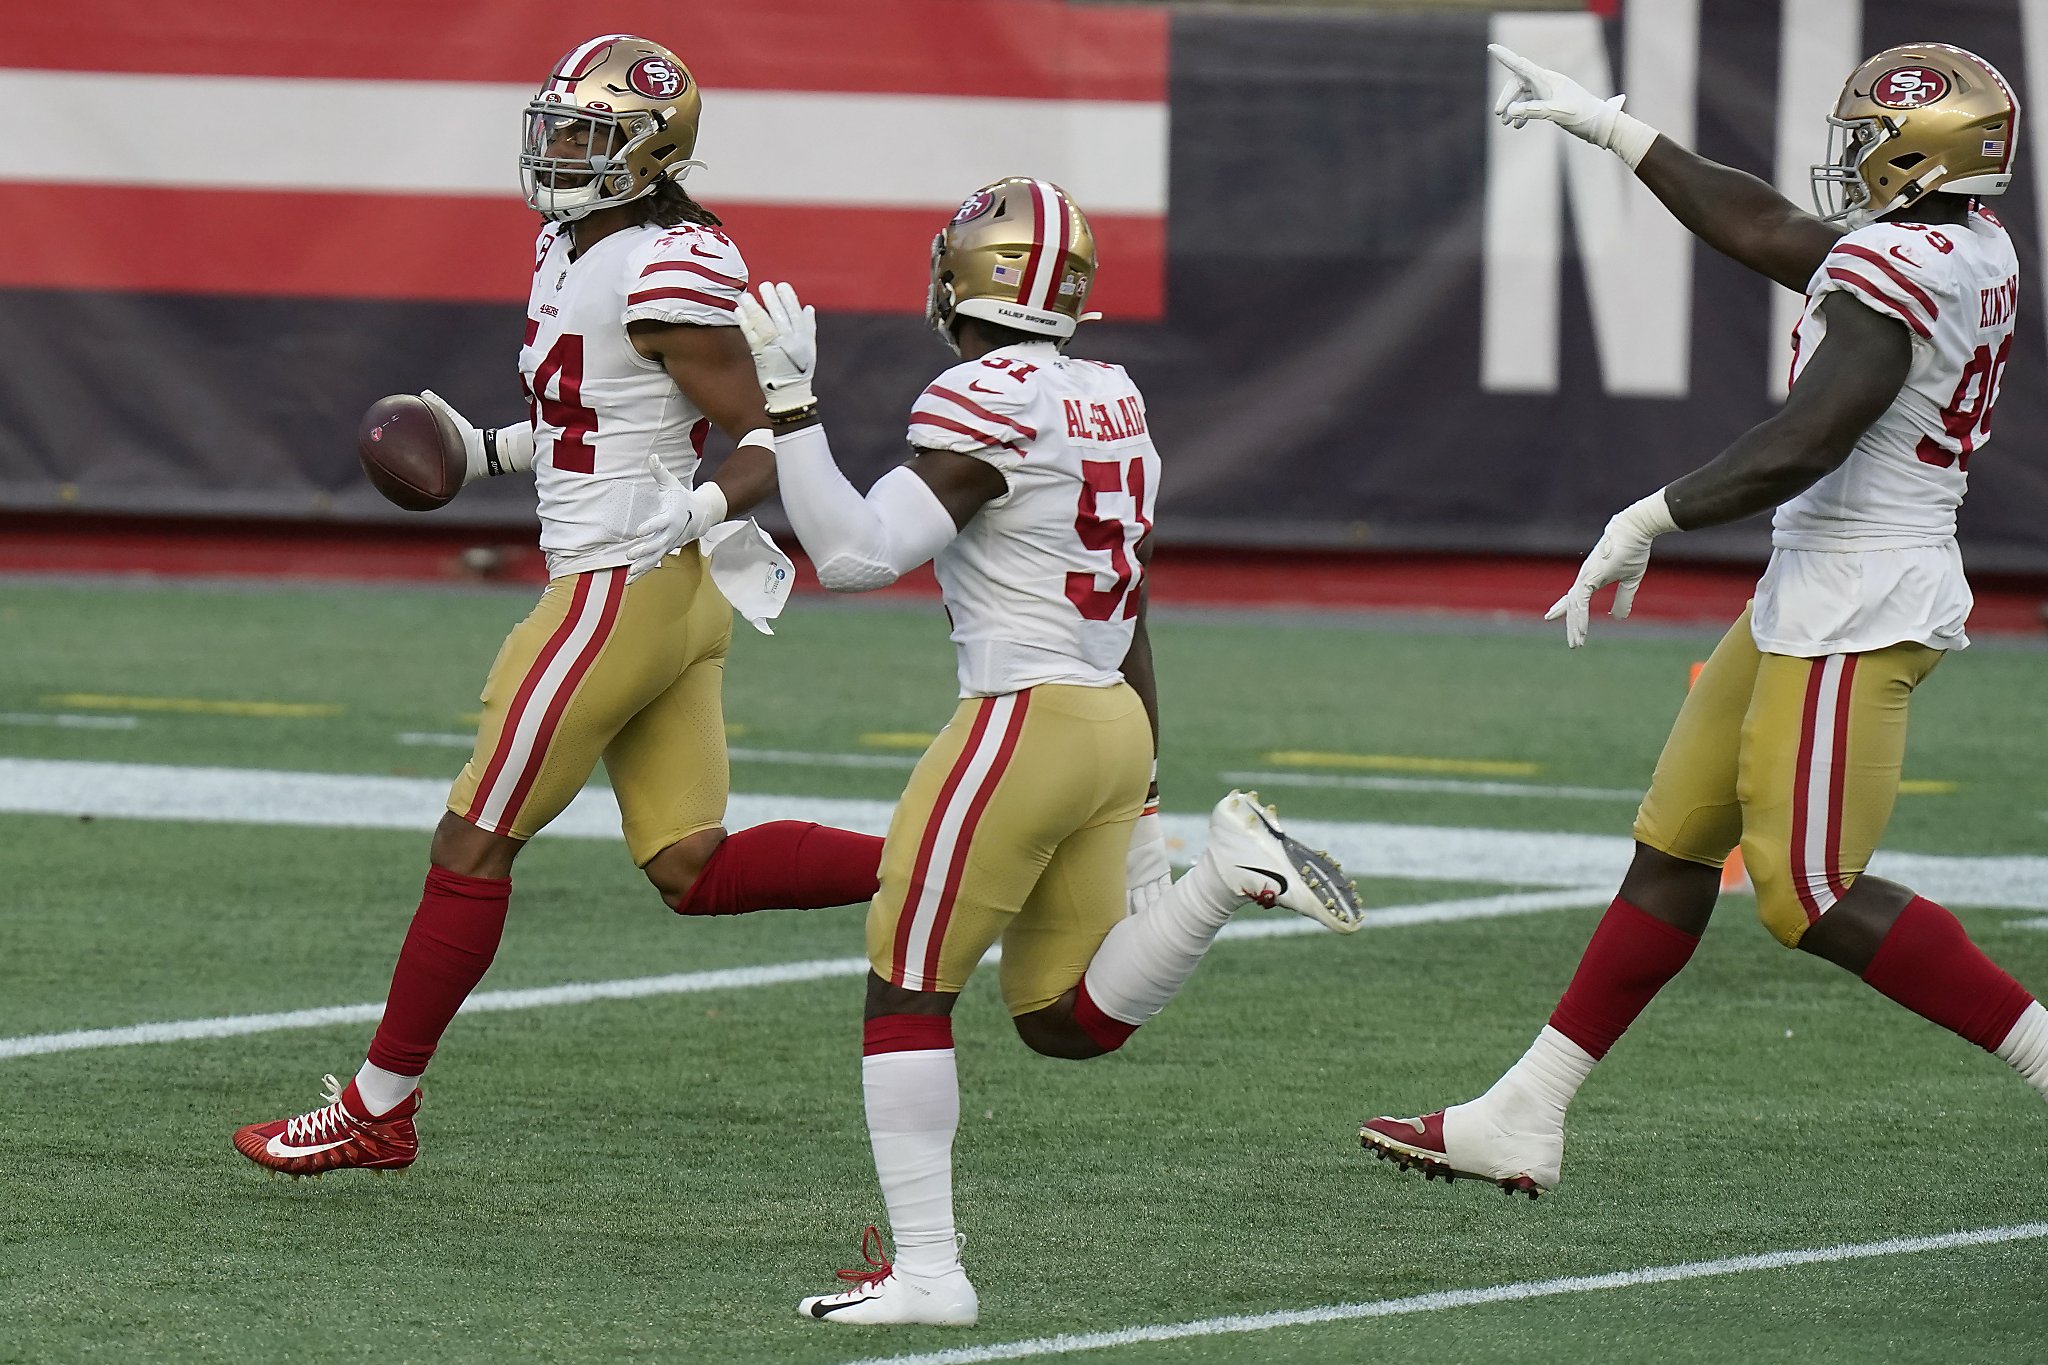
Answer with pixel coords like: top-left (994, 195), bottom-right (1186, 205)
top-left (800, 1227), bottom-right (978, 1326)
top-left (1203, 791), bottom-right (1366, 933)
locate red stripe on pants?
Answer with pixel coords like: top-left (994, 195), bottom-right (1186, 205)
top-left (1788, 659), bottom-right (1829, 923)
top-left (892, 699), bottom-right (998, 985)
top-left (1823, 657), bottom-right (1858, 902)
top-left (489, 569), bottom-right (625, 829)
top-left (918, 692), bottom-right (1032, 990)
top-left (465, 574), bottom-right (593, 827)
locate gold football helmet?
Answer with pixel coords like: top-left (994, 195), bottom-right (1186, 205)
top-left (519, 34), bottom-right (703, 223)
top-left (1812, 43), bottom-right (2020, 226)
top-left (927, 178), bottom-right (1098, 353)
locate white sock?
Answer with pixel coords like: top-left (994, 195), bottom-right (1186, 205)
top-left (1080, 856), bottom-right (1243, 1027)
top-left (1481, 1026), bottom-right (1598, 1121)
top-left (864, 1048), bottom-right (960, 1279)
top-left (352, 1060), bottom-right (420, 1118)
top-left (1995, 1001), bottom-right (2048, 1102)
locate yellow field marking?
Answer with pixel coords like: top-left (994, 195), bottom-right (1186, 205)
top-left (44, 693), bottom-right (342, 719)
top-left (1900, 780), bottom-right (1958, 795)
top-left (862, 731), bottom-right (938, 749)
top-left (726, 723), bottom-right (751, 738)
top-left (1263, 750), bottom-right (1540, 777)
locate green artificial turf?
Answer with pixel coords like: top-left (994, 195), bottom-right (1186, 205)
top-left (1, 580), bottom-right (2043, 1363)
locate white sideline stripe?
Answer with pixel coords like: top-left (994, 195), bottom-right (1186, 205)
top-left (0, 70), bottom-right (1168, 213)
top-left (0, 712), bottom-right (138, 730)
top-left (0, 890), bottom-right (1599, 1063)
top-left (843, 1223), bottom-right (2048, 1365)
top-left (397, 731), bottom-right (474, 748)
top-left (402, 734), bottom-right (923, 769)
top-left (729, 747), bottom-right (920, 771)
top-left (3, 758), bottom-right (2045, 910)
top-left (1224, 769), bottom-right (1643, 802)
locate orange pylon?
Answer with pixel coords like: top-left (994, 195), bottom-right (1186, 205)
top-left (1688, 661), bottom-right (1751, 892)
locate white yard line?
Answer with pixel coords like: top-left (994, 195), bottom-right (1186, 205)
top-left (841, 1223), bottom-right (2048, 1365)
top-left (0, 890), bottom-right (1602, 1063)
top-left (5, 758), bottom-right (2044, 908)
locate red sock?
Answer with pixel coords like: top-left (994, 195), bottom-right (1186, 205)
top-left (1862, 896), bottom-right (2034, 1050)
top-left (674, 821), bottom-right (883, 915)
top-left (863, 1014), bottom-right (954, 1055)
top-left (1072, 979), bottom-right (1139, 1052)
top-left (1548, 897), bottom-right (1701, 1059)
top-left (365, 867), bottom-right (512, 1075)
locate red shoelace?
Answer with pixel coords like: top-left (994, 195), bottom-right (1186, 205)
top-left (833, 1225), bottom-right (894, 1290)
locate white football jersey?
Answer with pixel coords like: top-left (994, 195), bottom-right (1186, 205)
top-left (1754, 207), bottom-right (2019, 655)
top-left (906, 341), bottom-right (1161, 697)
top-left (521, 220), bottom-right (748, 579)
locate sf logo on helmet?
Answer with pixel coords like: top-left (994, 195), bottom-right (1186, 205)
top-left (628, 56), bottom-right (685, 99)
top-left (951, 190), bottom-right (996, 225)
top-left (1872, 66), bottom-right (1950, 109)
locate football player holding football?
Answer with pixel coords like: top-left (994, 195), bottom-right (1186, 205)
top-left (736, 179), bottom-right (1366, 1326)
top-left (233, 35), bottom-right (886, 1177)
top-left (1360, 44), bottom-right (2045, 1195)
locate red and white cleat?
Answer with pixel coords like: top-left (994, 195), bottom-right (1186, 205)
top-left (799, 1226), bottom-right (979, 1326)
top-left (232, 1074), bottom-right (419, 1177)
top-left (1359, 1101), bottom-right (1558, 1199)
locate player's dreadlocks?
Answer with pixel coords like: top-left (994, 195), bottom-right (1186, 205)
top-left (633, 177), bottom-right (722, 229)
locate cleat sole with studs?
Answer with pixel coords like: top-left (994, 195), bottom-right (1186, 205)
top-left (1359, 1125), bottom-right (1545, 1200)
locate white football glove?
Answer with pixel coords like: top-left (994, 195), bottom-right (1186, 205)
top-left (620, 455), bottom-right (729, 580)
top-left (735, 282), bottom-right (818, 417)
top-left (1488, 43), bottom-right (1659, 168)
top-left (1125, 807), bottom-right (1172, 917)
top-left (419, 390), bottom-right (534, 484)
top-left (1546, 490), bottom-right (1679, 648)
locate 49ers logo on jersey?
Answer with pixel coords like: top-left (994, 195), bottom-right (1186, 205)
top-left (1872, 66), bottom-right (1950, 109)
top-left (950, 190), bottom-right (996, 225)
top-left (627, 56), bottom-right (686, 99)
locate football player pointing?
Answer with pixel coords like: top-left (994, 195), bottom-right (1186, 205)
top-left (738, 179), bottom-right (1364, 1325)
top-left (233, 36), bottom-right (887, 1177)
top-left (1361, 45), bottom-right (2045, 1194)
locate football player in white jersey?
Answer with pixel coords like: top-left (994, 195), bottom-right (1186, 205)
top-left (233, 35), bottom-right (888, 1178)
top-left (734, 178), bottom-right (1365, 1325)
top-left (1361, 44), bottom-right (2046, 1196)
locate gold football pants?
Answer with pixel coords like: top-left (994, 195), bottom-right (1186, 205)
top-left (867, 682), bottom-right (1151, 1014)
top-left (1633, 605), bottom-right (1942, 947)
top-left (446, 552), bottom-right (733, 865)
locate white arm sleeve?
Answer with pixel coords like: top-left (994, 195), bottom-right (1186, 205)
top-left (773, 423), bottom-right (960, 592)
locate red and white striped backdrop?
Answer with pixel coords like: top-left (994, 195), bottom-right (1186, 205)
top-left (3, 0), bottom-right (1167, 317)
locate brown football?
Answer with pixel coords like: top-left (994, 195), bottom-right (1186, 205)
top-left (357, 394), bottom-right (465, 511)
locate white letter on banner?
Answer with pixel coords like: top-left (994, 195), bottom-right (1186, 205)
top-left (2024, 0), bottom-right (2048, 344)
top-left (1769, 0), bottom-right (1862, 400)
top-left (1482, 0), bottom-right (1699, 396)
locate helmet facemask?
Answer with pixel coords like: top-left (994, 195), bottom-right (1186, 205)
top-left (520, 103), bottom-right (695, 223)
top-left (926, 232), bottom-right (962, 356)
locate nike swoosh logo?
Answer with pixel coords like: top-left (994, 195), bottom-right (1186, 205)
top-left (1240, 865), bottom-right (1290, 894)
top-left (689, 243), bottom-right (721, 259)
top-left (1889, 245), bottom-right (1919, 267)
top-left (265, 1133), bottom-right (351, 1159)
top-left (810, 1295), bottom-right (879, 1318)
top-left (968, 381), bottom-right (1000, 395)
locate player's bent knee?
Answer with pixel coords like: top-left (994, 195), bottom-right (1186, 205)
top-left (1012, 1002), bottom-right (1111, 1061)
top-left (430, 810), bottom-right (522, 879)
top-left (1739, 837), bottom-right (1809, 948)
top-left (645, 827), bottom-right (728, 910)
